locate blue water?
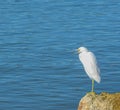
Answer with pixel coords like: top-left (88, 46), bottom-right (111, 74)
top-left (0, 0), bottom-right (120, 110)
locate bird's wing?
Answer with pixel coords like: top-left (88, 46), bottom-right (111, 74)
top-left (79, 52), bottom-right (100, 83)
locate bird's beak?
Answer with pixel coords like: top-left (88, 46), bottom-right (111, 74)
top-left (77, 48), bottom-right (80, 53)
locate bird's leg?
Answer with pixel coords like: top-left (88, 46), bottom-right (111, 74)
top-left (91, 79), bottom-right (94, 92)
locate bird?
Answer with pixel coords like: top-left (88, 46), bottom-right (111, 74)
top-left (77, 47), bottom-right (101, 92)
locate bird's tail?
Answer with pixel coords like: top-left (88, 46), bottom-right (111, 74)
top-left (95, 76), bottom-right (101, 83)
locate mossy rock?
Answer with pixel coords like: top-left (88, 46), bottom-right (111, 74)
top-left (78, 92), bottom-right (120, 110)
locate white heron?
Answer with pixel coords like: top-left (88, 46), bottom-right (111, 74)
top-left (77, 47), bottom-right (101, 92)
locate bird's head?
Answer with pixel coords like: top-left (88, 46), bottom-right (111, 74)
top-left (77, 47), bottom-right (88, 53)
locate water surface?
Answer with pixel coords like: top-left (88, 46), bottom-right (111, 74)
top-left (0, 0), bottom-right (120, 110)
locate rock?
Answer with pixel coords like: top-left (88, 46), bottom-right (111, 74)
top-left (78, 92), bottom-right (120, 110)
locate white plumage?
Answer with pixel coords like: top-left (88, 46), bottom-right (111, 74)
top-left (78, 47), bottom-right (101, 91)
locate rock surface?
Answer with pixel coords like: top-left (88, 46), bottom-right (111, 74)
top-left (78, 92), bottom-right (120, 110)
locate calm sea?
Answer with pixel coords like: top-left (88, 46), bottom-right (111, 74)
top-left (0, 0), bottom-right (120, 110)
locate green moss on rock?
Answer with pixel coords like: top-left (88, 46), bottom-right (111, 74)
top-left (78, 92), bottom-right (120, 110)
